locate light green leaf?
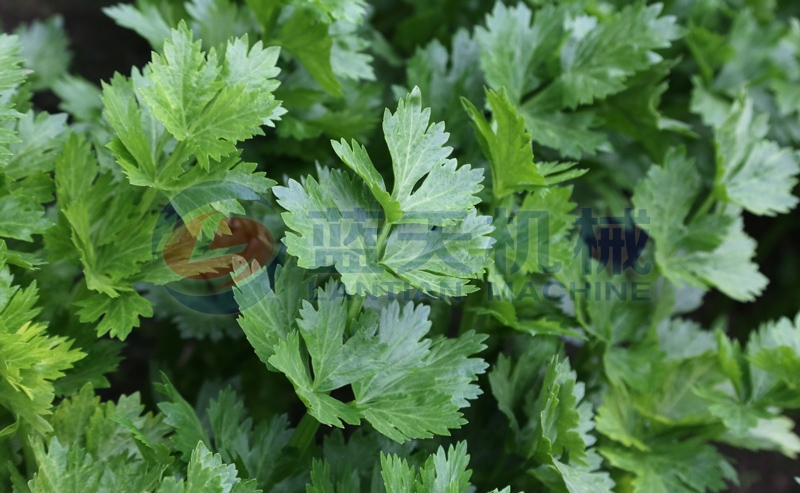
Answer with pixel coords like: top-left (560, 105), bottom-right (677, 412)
top-left (51, 75), bottom-right (103, 122)
top-left (382, 87), bottom-right (483, 225)
top-left (234, 258), bottom-right (312, 366)
top-left (162, 442), bottom-right (259, 493)
top-left (140, 23), bottom-right (283, 169)
top-left (104, 2), bottom-right (173, 50)
top-left (747, 314), bottom-right (800, 391)
top-left (27, 438), bottom-right (103, 493)
top-left (0, 34), bottom-right (25, 167)
top-left (518, 105), bottom-right (608, 159)
top-left (713, 94), bottom-right (800, 216)
top-left (4, 110), bottom-right (68, 179)
top-left (54, 133), bottom-right (98, 207)
top-left (475, 2), bottom-right (564, 105)
top-left (0, 194), bottom-right (51, 242)
top-left (556, 4), bottom-right (681, 108)
top-left (0, 262), bottom-right (84, 436)
top-left (15, 16), bottom-right (71, 91)
top-left (632, 147), bottom-right (767, 301)
top-left (186, 0), bottom-right (252, 50)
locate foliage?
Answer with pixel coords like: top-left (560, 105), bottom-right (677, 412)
top-left (1, 0), bottom-right (800, 491)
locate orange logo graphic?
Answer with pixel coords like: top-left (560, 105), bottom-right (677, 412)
top-left (163, 212), bottom-right (274, 287)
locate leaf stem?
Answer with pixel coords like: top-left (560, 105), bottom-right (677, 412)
top-left (458, 291), bottom-right (481, 335)
top-left (137, 186), bottom-right (158, 217)
top-left (690, 190), bottom-right (716, 223)
top-left (287, 411), bottom-right (320, 457)
top-left (156, 140), bottom-right (187, 184)
top-left (346, 294), bottom-right (364, 333)
top-left (376, 222), bottom-right (392, 258)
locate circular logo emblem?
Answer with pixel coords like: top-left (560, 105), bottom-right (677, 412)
top-left (152, 181), bottom-right (278, 314)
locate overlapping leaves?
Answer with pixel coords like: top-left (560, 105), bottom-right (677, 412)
top-left (236, 261), bottom-right (487, 442)
top-left (275, 88), bottom-right (494, 297)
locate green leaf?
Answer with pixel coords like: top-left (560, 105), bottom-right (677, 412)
top-left (689, 78), bottom-right (731, 128)
top-left (0, 33), bottom-right (25, 167)
top-left (380, 212), bottom-right (495, 297)
top-left (518, 104), bottom-right (608, 159)
top-left (186, 0), bottom-right (253, 50)
top-left (206, 387), bottom-right (294, 484)
top-left (491, 348), bottom-right (612, 493)
top-left (713, 93), bottom-right (800, 216)
top-left (47, 384), bottom-right (99, 451)
top-left (530, 358), bottom-right (592, 465)
top-left (555, 4), bottom-right (681, 108)
top-left (0, 194), bottom-right (51, 242)
top-left (503, 185), bottom-right (577, 276)
top-left (772, 79), bottom-right (800, 116)
top-left (599, 59), bottom-right (696, 154)
top-left (155, 373), bottom-right (211, 460)
top-left (298, 282), bottom-right (383, 392)
top-left (720, 413), bottom-right (800, 457)
top-left (601, 443), bottom-right (735, 493)
top-left (104, 2), bottom-right (173, 50)
top-left (101, 70), bottom-right (163, 186)
top-left (382, 87), bottom-right (484, 225)
top-left (380, 453), bottom-right (416, 493)
top-left (276, 164), bottom-right (493, 297)
top-left (4, 110), bottom-right (68, 179)
top-left (658, 318), bottom-right (717, 362)
top-left (28, 438), bottom-right (103, 493)
top-left (746, 314), bottom-right (800, 391)
top-left (632, 147), bottom-right (767, 301)
top-left (277, 8), bottom-right (341, 97)
top-left (417, 442), bottom-right (472, 492)
top-left (403, 30), bottom-right (481, 148)
top-left (51, 75), bottom-right (103, 122)
top-left (330, 87), bottom-right (485, 225)
top-left (595, 387), bottom-right (648, 452)
top-left (462, 87), bottom-right (545, 199)
top-left (475, 2), bottom-right (564, 105)
top-left (160, 442), bottom-right (259, 493)
top-left (353, 305), bottom-right (488, 435)
top-left (489, 337), bottom-right (559, 433)
top-left (0, 261), bottom-right (84, 435)
top-left (82, 390), bottom-right (170, 462)
top-left (276, 89), bottom-right (493, 296)
top-left (234, 257), bottom-right (312, 366)
top-left (54, 133), bottom-right (98, 207)
top-left (379, 442), bottom-right (473, 493)
top-left (330, 20), bottom-right (374, 82)
top-left (140, 22), bottom-right (284, 169)
top-left (275, 167), bottom-right (395, 294)
top-left (15, 16), bottom-right (71, 91)
top-left (679, 215), bottom-right (767, 303)
top-left (331, 138), bottom-right (402, 222)
top-left (267, 288), bottom-right (487, 441)
top-left (75, 291), bottom-right (154, 340)
top-left (268, 330), bottom-right (361, 428)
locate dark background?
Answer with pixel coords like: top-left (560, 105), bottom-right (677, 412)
top-left (1, 1), bottom-right (799, 491)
